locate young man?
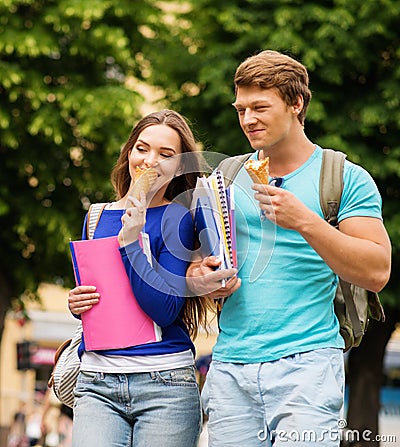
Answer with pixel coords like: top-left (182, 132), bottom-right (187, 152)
top-left (187, 50), bottom-right (391, 446)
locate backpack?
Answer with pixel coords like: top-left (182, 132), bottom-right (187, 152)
top-left (216, 149), bottom-right (385, 352)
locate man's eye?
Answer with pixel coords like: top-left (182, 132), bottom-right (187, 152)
top-left (236, 109), bottom-right (245, 115)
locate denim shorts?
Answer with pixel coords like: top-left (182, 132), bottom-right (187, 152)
top-left (72, 366), bottom-right (202, 447)
top-left (202, 348), bottom-right (345, 446)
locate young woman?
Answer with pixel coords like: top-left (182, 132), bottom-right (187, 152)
top-left (67, 109), bottom-right (210, 447)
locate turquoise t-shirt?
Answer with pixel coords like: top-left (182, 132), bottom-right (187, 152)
top-left (213, 146), bottom-right (383, 363)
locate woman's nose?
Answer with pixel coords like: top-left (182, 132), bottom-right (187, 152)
top-left (143, 153), bottom-right (158, 168)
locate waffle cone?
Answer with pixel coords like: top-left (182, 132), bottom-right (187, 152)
top-left (130, 167), bottom-right (158, 201)
top-left (244, 157), bottom-right (270, 184)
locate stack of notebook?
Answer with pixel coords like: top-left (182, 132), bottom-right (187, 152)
top-left (191, 170), bottom-right (237, 271)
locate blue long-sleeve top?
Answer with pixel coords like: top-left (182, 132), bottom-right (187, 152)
top-left (77, 203), bottom-right (196, 357)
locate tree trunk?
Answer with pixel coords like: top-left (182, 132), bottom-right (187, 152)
top-left (344, 306), bottom-right (400, 447)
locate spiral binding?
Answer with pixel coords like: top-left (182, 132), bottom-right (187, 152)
top-left (214, 170), bottom-right (234, 268)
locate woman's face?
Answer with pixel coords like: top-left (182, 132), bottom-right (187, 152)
top-left (128, 124), bottom-right (182, 202)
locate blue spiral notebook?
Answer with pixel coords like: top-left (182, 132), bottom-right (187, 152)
top-left (191, 172), bottom-right (236, 270)
top-left (194, 196), bottom-right (222, 259)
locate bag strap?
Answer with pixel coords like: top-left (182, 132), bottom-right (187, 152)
top-left (320, 149), bottom-right (364, 335)
top-left (218, 153), bottom-right (252, 187)
top-left (86, 203), bottom-right (108, 239)
top-left (319, 149), bottom-right (346, 227)
top-left (47, 339), bottom-right (73, 388)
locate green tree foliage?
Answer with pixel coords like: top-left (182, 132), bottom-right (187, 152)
top-left (0, 0), bottom-right (166, 330)
top-left (144, 0), bottom-right (400, 305)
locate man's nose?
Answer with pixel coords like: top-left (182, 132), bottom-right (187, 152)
top-left (242, 108), bottom-right (257, 125)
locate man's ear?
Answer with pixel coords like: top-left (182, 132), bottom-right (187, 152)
top-left (292, 95), bottom-right (304, 116)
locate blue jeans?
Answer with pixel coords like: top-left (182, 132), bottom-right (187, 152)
top-left (202, 348), bottom-right (344, 447)
top-left (72, 366), bottom-right (202, 447)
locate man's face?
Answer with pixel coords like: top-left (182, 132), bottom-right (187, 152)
top-left (233, 85), bottom-right (297, 151)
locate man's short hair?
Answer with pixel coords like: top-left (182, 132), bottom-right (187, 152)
top-left (234, 50), bottom-right (312, 125)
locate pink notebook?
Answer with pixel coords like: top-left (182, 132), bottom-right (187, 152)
top-left (69, 234), bottom-right (162, 350)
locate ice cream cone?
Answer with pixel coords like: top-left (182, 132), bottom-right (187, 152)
top-left (244, 157), bottom-right (270, 184)
top-left (130, 167), bottom-right (158, 201)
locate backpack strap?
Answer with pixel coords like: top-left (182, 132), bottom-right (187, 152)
top-left (86, 203), bottom-right (107, 239)
top-left (217, 153), bottom-right (252, 187)
top-left (319, 149), bottom-right (346, 227)
top-left (320, 149), bottom-right (365, 337)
